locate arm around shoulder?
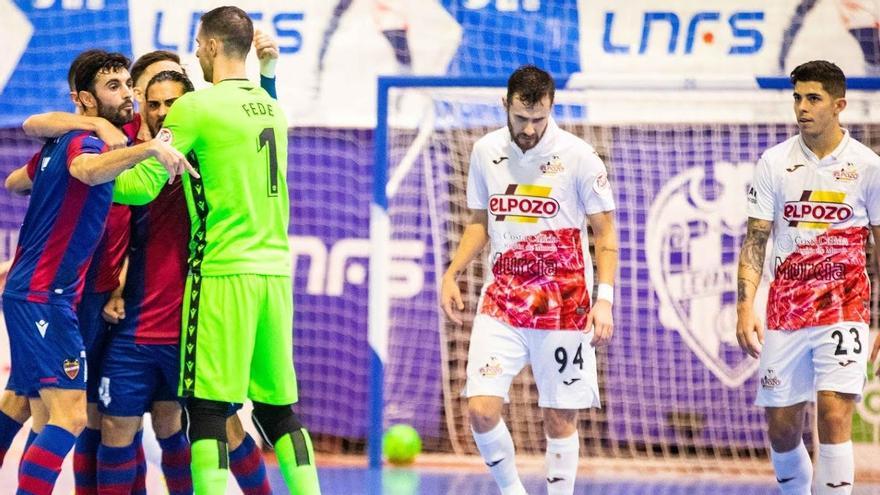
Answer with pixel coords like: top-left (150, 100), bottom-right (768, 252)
top-left (5, 166), bottom-right (32, 196)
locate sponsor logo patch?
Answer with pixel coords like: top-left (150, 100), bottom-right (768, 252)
top-left (783, 191), bottom-right (852, 229)
top-left (761, 368), bottom-right (781, 390)
top-left (156, 127), bottom-right (173, 145)
top-left (479, 357), bottom-right (503, 378)
top-left (593, 171), bottom-right (610, 193)
top-left (489, 184), bottom-right (558, 223)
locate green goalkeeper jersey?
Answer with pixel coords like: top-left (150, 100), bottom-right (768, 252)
top-left (113, 79), bottom-right (290, 276)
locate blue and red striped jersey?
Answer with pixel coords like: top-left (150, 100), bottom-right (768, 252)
top-left (81, 114), bottom-right (142, 294)
top-left (120, 179), bottom-right (189, 344)
top-left (4, 131), bottom-right (113, 305)
top-left (83, 203), bottom-right (130, 294)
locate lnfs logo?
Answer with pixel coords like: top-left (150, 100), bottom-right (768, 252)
top-left (603, 9), bottom-right (765, 55)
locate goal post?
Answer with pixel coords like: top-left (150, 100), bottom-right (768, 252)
top-left (369, 74), bottom-right (880, 472)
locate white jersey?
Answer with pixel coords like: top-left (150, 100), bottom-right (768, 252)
top-left (746, 130), bottom-right (880, 331)
top-left (466, 119), bottom-right (615, 331)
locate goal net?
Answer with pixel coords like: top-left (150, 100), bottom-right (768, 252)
top-left (373, 76), bottom-right (880, 473)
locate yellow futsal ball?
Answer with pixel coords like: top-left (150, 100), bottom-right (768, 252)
top-left (383, 424), bottom-right (422, 465)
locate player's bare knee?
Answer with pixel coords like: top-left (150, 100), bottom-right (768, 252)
top-left (0, 391), bottom-right (31, 423)
top-left (184, 398), bottom-right (230, 444)
top-left (817, 391), bottom-right (856, 442)
top-left (467, 397), bottom-right (503, 433)
top-left (765, 405), bottom-right (806, 451)
top-left (225, 413), bottom-right (246, 449)
top-left (251, 402), bottom-right (303, 447)
top-left (85, 403), bottom-right (102, 429)
top-left (543, 408), bottom-right (577, 438)
top-left (151, 401), bottom-right (182, 439)
top-left (101, 415), bottom-right (140, 447)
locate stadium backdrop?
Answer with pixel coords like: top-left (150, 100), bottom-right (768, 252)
top-left (0, 0), bottom-right (878, 451)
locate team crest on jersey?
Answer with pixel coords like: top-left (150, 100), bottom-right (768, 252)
top-left (489, 184), bottom-right (559, 223)
top-left (540, 155), bottom-right (564, 176)
top-left (63, 358), bottom-right (80, 380)
top-left (647, 162), bottom-right (766, 387)
top-left (783, 191), bottom-right (853, 229)
top-left (832, 162), bottom-right (859, 182)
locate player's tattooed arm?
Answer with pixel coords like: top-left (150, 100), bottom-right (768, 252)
top-left (23, 112), bottom-right (128, 150)
top-left (737, 218), bottom-right (772, 304)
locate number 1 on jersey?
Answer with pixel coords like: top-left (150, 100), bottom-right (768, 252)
top-left (258, 127), bottom-right (279, 197)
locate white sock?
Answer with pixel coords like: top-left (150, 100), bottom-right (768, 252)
top-left (771, 441), bottom-right (813, 495)
top-left (472, 420), bottom-right (526, 495)
top-left (816, 441), bottom-right (854, 495)
top-left (545, 432), bottom-right (579, 495)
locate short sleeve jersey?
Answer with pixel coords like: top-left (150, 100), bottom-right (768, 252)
top-left (112, 79), bottom-right (290, 276)
top-left (119, 180), bottom-right (189, 345)
top-left (467, 119), bottom-right (615, 331)
top-left (4, 131), bottom-right (113, 305)
top-left (747, 131), bottom-right (880, 330)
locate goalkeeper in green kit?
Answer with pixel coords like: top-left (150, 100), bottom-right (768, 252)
top-left (84, 6), bottom-right (322, 494)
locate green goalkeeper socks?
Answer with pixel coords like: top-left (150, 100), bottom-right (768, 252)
top-left (275, 428), bottom-right (322, 494)
top-left (191, 438), bottom-right (229, 494)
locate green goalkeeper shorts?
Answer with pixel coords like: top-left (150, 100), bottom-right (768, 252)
top-left (179, 273), bottom-right (299, 405)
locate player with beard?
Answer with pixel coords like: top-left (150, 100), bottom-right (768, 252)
top-left (2, 50), bottom-right (186, 495)
top-left (441, 65), bottom-right (618, 495)
top-left (103, 7), bottom-right (320, 494)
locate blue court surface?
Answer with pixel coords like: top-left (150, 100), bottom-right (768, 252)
top-left (269, 466), bottom-right (880, 495)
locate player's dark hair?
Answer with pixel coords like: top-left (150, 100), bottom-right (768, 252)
top-left (130, 50), bottom-right (181, 87)
top-left (72, 50), bottom-right (131, 94)
top-left (790, 60), bottom-right (846, 98)
top-left (507, 65), bottom-right (555, 107)
top-left (200, 6), bottom-right (253, 59)
top-left (146, 70), bottom-right (195, 98)
top-left (67, 49), bottom-right (105, 92)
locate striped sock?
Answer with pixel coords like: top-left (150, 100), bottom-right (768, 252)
top-left (17, 424), bottom-right (76, 495)
top-left (132, 430), bottom-right (147, 495)
top-left (0, 410), bottom-right (24, 467)
top-left (97, 442), bottom-right (138, 494)
top-left (19, 429), bottom-right (38, 479)
top-left (24, 429), bottom-right (37, 451)
top-left (230, 433), bottom-right (271, 495)
top-left (158, 430), bottom-right (192, 495)
top-left (73, 427), bottom-right (100, 494)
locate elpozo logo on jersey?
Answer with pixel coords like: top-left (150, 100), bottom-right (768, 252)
top-left (489, 185), bottom-right (559, 223)
top-left (783, 191), bottom-right (853, 229)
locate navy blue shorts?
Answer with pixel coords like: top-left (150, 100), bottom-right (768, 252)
top-left (77, 291), bottom-right (112, 403)
top-left (98, 338), bottom-right (180, 416)
top-left (3, 298), bottom-right (86, 395)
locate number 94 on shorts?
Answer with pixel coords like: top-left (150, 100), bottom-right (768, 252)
top-left (755, 323), bottom-right (869, 408)
top-left (464, 314), bottom-right (601, 410)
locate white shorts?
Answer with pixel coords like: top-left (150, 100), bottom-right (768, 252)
top-left (755, 323), bottom-right (869, 408)
top-left (464, 314), bottom-right (601, 410)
